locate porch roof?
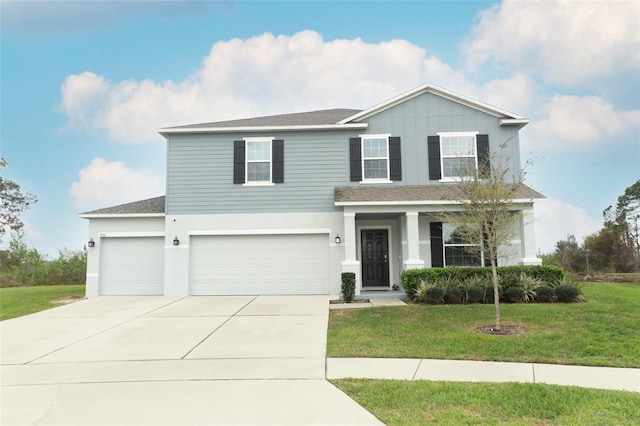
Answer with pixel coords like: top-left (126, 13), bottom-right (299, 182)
top-left (334, 184), bottom-right (545, 205)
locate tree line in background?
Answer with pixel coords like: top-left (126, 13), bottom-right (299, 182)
top-left (0, 231), bottom-right (87, 287)
top-left (541, 180), bottom-right (640, 275)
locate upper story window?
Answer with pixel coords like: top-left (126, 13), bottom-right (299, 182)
top-left (362, 135), bottom-right (390, 181)
top-left (349, 135), bottom-right (402, 183)
top-left (233, 138), bottom-right (284, 185)
top-left (246, 139), bottom-right (271, 183)
top-left (428, 132), bottom-right (490, 181)
top-left (440, 133), bottom-right (477, 179)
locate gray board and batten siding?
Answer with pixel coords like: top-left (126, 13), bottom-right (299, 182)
top-left (165, 91), bottom-right (523, 215)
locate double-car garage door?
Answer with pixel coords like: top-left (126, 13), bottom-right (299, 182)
top-left (98, 234), bottom-right (330, 295)
top-left (189, 234), bottom-right (329, 295)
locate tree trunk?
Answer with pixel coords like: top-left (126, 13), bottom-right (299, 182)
top-left (491, 258), bottom-right (500, 331)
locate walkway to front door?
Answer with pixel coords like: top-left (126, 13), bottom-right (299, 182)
top-left (361, 229), bottom-right (389, 287)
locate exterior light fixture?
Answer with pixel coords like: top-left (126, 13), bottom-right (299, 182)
top-left (335, 234), bottom-right (341, 244)
top-left (173, 236), bottom-right (180, 246)
top-left (88, 238), bottom-right (95, 248)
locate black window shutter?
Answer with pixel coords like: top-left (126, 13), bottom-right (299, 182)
top-left (233, 140), bottom-right (245, 184)
top-left (349, 137), bottom-right (362, 182)
top-left (389, 136), bottom-right (402, 181)
top-left (430, 222), bottom-right (444, 267)
top-left (428, 136), bottom-right (441, 180)
top-left (272, 139), bottom-right (284, 183)
top-left (476, 134), bottom-right (490, 178)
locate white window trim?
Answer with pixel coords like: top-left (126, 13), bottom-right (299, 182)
top-left (442, 222), bottom-right (484, 267)
top-left (437, 131), bottom-right (479, 182)
top-left (243, 137), bottom-right (274, 186)
top-left (360, 133), bottom-right (392, 184)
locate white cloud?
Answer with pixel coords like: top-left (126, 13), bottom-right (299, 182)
top-left (69, 158), bottom-right (163, 210)
top-left (534, 198), bottom-right (601, 254)
top-left (463, 0), bottom-right (640, 88)
top-left (58, 30), bottom-right (538, 144)
top-left (524, 95), bottom-right (640, 152)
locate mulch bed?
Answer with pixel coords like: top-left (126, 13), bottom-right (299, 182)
top-left (474, 324), bottom-right (528, 335)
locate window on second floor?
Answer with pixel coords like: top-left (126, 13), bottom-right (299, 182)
top-left (428, 132), bottom-right (490, 181)
top-left (362, 136), bottom-right (390, 181)
top-left (233, 138), bottom-right (284, 185)
top-left (349, 135), bottom-right (402, 183)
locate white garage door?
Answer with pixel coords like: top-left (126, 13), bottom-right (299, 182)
top-left (190, 234), bottom-right (329, 295)
top-left (100, 237), bottom-right (164, 296)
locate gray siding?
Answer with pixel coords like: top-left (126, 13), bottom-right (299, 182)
top-left (166, 91), bottom-right (523, 214)
top-left (361, 92), bottom-right (522, 185)
top-left (167, 130), bottom-right (358, 214)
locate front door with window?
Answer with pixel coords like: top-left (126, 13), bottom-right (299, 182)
top-left (361, 229), bottom-right (389, 287)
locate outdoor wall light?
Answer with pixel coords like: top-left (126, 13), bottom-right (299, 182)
top-left (88, 238), bottom-right (95, 248)
top-left (335, 234), bottom-right (341, 244)
top-left (173, 236), bottom-right (180, 246)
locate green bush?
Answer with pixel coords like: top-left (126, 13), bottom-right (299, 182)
top-left (484, 285), bottom-right (503, 304)
top-left (554, 284), bottom-right (580, 303)
top-left (504, 287), bottom-right (525, 303)
top-left (401, 265), bottom-right (565, 295)
top-left (425, 287), bottom-right (445, 304)
top-left (534, 285), bottom-right (555, 303)
top-left (465, 286), bottom-right (485, 304)
top-left (341, 272), bottom-right (356, 303)
top-left (444, 286), bottom-right (464, 304)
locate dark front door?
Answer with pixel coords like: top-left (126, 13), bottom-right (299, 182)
top-left (361, 229), bottom-right (389, 287)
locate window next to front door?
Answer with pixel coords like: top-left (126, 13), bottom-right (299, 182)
top-left (361, 229), bottom-right (390, 287)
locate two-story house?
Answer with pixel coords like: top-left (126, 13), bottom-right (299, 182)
top-left (81, 83), bottom-right (544, 297)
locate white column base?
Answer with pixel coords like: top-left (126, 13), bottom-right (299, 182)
top-left (520, 257), bottom-right (542, 266)
top-left (403, 259), bottom-right (425, 270)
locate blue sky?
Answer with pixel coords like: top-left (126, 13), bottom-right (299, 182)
top-left (1, 0), bottom-right (639, 257)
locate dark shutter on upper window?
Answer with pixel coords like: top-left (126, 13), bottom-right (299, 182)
top-left (233, 140), bottom-right (245, 184)
top-left (349, 137), bottom-right (362, 182)
top-left (272, 139), bottom-right (284, 183)
top-left (428, 136), bottom-right (441, 180)
top-left (430, 222), bottom-right (444, 267)
top-left (476, 134), bottom-right (490, 178)
top-left (389, 136), bottom-right (402, 181)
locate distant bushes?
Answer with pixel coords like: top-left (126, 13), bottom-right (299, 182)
top-left (403, 266), bottom-right (583, 304)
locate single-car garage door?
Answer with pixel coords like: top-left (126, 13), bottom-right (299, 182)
top-left (190, 234), bottom-right (329, 295)
top-left (100, 237), bottom-right (164, 295)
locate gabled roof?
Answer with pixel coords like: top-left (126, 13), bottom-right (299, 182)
top-left (334, 184), bottom-right (544, 205)
top-left (338, 83), bottom-right (528, 126)
top-left (159, 109), bottom-right (365, 135)
top-left (79, 196), bottom-right (165, 217)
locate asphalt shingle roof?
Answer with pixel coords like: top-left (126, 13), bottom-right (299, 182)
top-left (81, 196), bottom-right (165, 215)
top-left (167, 109), bottom-right (363, 129)
top-left (334, 184), bottom-right (545, 203)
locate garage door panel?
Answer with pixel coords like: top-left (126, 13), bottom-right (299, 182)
top-left (100, 237), bottom-right (164, 296)
top-left (190, 234), bottom-right (329, 295)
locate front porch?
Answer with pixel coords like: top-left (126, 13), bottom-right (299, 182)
top-left (335, 185), bottom-right (543, 295)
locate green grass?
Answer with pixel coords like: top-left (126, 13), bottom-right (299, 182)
top-left (328, 283), bottom-right (640, 367)
top-left (332, 379), bottom-right (640, 425)
top-left (0, 285), bottom-right (86, 321)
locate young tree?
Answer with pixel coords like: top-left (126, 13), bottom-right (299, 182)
top-left (434, 144), bottom-right (532, 331)
top-left (0, 158), bottom-right (37, 241)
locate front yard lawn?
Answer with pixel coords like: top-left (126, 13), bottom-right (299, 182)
top-left (0, 285), bottom-right (86, 321)
top-left (327, 282), bottom-right (640, 367)
top-left (333, 379), bottom-right (640, 426)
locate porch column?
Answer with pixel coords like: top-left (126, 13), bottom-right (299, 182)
top-left (341, 211), bottom-right (361, 294)
top-left (404, 211), bottom-right (425, 270)
top-left (520, 207), bottom-right (541, 265)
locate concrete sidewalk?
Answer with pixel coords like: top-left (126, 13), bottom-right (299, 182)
top-left (327, 358), bottom-right (640, 393)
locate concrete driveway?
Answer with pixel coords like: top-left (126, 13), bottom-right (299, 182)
top-left (1, 296), bottom-right (383, 425)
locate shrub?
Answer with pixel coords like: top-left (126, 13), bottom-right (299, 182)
top-left (504, 287), bottom-right (525, 303)
top-left (444, 286), bottom-right (464, 304)
top-left (465, 286), bottom-right (485, 304)
top-left (425, 287), bottom-right (445, 304)
top-left (484, 284), bottom-right (503, 304)
top-left (341, 272), bottom-right (356, 303)
top-left (534, 285), bottom-right (555, 303)
top-left (554, 284), bottom-right (580, 303)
